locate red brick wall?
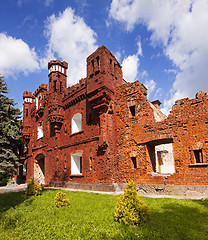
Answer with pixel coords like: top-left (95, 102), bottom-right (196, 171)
top-left (21, 46), bottom-right (208, 187)
top-left (114, 82), bottom-right (208, 185)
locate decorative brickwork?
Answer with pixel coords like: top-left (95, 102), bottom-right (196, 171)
top-left (21, 46), bottom-right (208, 194)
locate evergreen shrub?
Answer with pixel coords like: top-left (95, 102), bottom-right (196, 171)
top-left (114, 180), bottom-right (150, 225)
top-left (54, 191), bottom-right (69, 208)
top-left (25, 177), bottom-right (42, 196)
top-left (0, 174), bottom-right (10, 186)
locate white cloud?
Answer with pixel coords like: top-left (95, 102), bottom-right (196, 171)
top-left (114, 51), bottom-right (122, 63)
top-left (0, 33), bottom-right (40, 77)
top-left (44, 7), bottom-right (98, 86)
top-left (44, 0), bottom-right (54, 7)
top-left (137, 40), bottom-right (142, 56)
top-left (139, 70), bottom-right (161, 100)
top-left (164, 69), bottom-right (177, 75)
top-left (121, 39), bottom-right (142, 82)
top-left (110, 0), bottom-right (208, 114)
top-left (122, 54), bottom-right (139, 82)
top-left (144, 79), bottom-right (156, 97)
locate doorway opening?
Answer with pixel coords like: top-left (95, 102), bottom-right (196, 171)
top-left (34, 154), bottom-right (45, 184)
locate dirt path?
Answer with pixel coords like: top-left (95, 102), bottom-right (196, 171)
top-left (0, 184), bottom-right (27, 194)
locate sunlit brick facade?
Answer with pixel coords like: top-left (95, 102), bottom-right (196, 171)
top-left (21, 46), bottom-right (208, 194)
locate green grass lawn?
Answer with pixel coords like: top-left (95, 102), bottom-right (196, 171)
top-left (0, 190), bottom-right (207, 240)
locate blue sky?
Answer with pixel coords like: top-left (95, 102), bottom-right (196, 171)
top-left (1, 0), bottom-right (208, 115)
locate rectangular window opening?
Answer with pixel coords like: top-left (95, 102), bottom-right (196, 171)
top-left (91, 60), bottom-right (94, 72)
top-left (131, 157), bottom-right (137, 169)
top-left (54, 80), bottom-right (57, 92)
top-left (96, 56), bottom-right (100, 70)
top-left (50, 123), bottom-right (55, 137)
top-left (71, 153), bottom-right (82, 175)
top-left (60, 81), bottom-right (62, 92)
top-left (89, 157), bottom-right (92, 170)
top-left (129, 106), bottom-right (135, 117)
top-left (80, 156), bottom-right (82, 174)
top-left (37, 123), bottom-right (43, 139)
top-left (194, 149), bottom-right (203, 163)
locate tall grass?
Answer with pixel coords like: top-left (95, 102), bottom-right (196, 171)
top-left (0, 190), bottom-right (207, 239)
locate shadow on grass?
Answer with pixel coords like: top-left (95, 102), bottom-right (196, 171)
top-left (152, 200), bottom-right (208, 239)
top-left (0, 191), bottom-right (30, 216)
top-left (112, 199), bottom-right (208, 240)
top-left (0, 191), bottom-right (39, 231)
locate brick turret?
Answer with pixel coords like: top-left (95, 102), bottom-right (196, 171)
top-left (48, 60), bottom-right (68, 93)
top-left (22, 91), bottom-right (33, 140)
top-left (47, 60), bottom-right (68, 137)
top-left (86, 46), bottom-right (123, 114)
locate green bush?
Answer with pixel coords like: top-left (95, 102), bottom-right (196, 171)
top-left (114, 180), bottom-right (150, 225)
top-left (0, 174), bottom-right (10, 186)
top-left (54, 191), bottom-right (69, 208)
top-left (25, 178), bottom-right (42, 196)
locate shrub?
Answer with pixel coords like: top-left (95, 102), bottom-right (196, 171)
top-left (114, 180), bottom-right (150, 225)
top-left (0, 174), bottom-right (10, 186)
top-left (54, 191), bottom-right (69, 208)
top-left (25, 178), bottom-right (42, 196)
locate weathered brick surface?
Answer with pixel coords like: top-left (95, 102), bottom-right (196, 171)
top-left (21, 45), bottom-right (208, 191)
top-left (114, 81), bottom-right (208, 185)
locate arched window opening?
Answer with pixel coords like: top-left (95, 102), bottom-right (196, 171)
top-left (72, 113), bottom-right (82, 134)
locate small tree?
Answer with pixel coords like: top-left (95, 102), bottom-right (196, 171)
top-left (54, 191), bottom-right (69, 208)
top-left (0, 76), bottom-right (21, 184)
top-left (25, 178), bottom-right (42, 196)
top-left (114, 180), bottom-right (150, 225)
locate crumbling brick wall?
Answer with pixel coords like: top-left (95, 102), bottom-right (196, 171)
top-left (115, 82), bottom-right (208, 185)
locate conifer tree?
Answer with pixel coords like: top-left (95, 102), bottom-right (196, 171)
top-left (0, 76), bottom-right (21, 182)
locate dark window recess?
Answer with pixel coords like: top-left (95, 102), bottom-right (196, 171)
top-left (96, 56), bottom-right (100, 70)
top-left (50, 123), bottom-right (55, 137)
top-left (25, 109), bottom-right (28, 117)
top-left (60, 81), bottom-right (62, 92)
top-left (90, 157), bottom-right (92, 170)
top-left (129, 106), bottom-right (136, 117)
top-left (54, 80), bottom-right (57, 92)
top-left (194, 149), bottom-right (203, 163)
top-left (80, 156), bottom-right (82, 173)
top-left (91, 60), bottom-right (94, 72)
top-left (131, 157), bottom-right (137, 168)
top-left (88, 113), bottom-right (92, 123)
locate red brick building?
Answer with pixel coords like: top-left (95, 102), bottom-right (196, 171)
top-left (21, 46), bottom-right (208, 195)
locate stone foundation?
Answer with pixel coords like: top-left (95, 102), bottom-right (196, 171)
top-left (48, 182), bottom-right (208, 198)
top-left (137, 184), bottom-right (208, 198)
top-left (48, 182), bottom-right (122, 192)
